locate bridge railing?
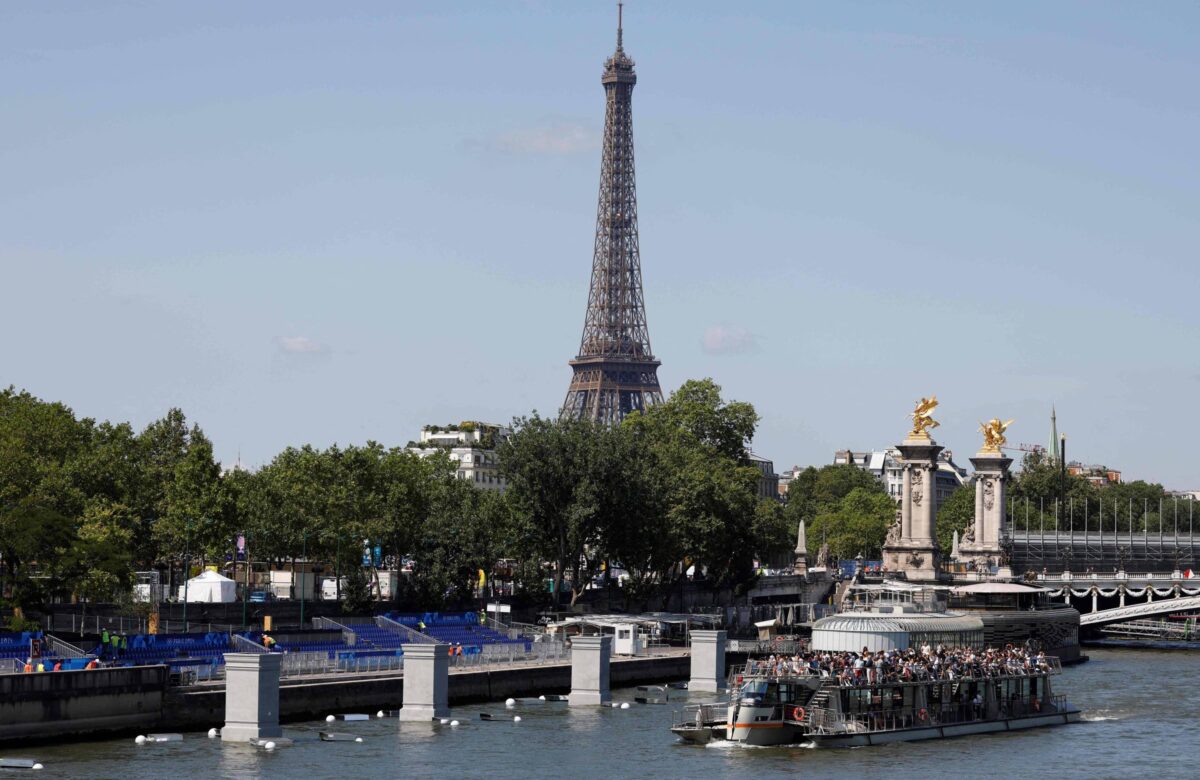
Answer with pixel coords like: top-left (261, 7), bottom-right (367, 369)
top-left (1037, 572), bottom-right (1195, 582)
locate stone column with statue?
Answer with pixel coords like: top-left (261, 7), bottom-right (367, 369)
top-left (882, 396), bottom-right (943, 582)
top-left (960, 417), bottom-right (1015, 576)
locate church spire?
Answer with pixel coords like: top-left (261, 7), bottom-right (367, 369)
top-left (1048, 405), bottom-right (1058, 463)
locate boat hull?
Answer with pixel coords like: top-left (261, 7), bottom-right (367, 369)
top-left (670, 724), bottom-right (724, 744)
top-left (806, 708), bottom-right (1082, 748)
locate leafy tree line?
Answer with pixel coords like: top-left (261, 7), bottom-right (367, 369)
top-left (936, 450), bottom-right (1182, 556)
top-left (779, 450), bottom-right (1185, 563)
top-left (0, 379), bottom-right (793, 622)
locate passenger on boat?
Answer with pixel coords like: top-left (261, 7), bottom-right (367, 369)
top-left (742, 644), bottom-right (1050, 688)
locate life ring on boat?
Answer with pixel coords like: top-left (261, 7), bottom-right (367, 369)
top-left (917, 708), bottom-right (929, 723)
top-left (787, 705), bottom-right (806, 722)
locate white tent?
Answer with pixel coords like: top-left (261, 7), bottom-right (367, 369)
top-left (178, 570), bottom-right (237, 603)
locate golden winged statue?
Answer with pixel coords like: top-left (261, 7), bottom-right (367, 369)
top-left (908, 396), bottom-right (939, 439)
top-left (978, 417), bottom-right (1014, 454)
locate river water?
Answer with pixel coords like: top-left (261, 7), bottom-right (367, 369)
top-left (14, 647), bottom-right (1198, 779)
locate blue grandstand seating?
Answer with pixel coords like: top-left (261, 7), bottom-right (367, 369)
top-left (91, 632), bottom-right (230, 671)
top-left (384, 612), bottom-right (530, 652)
top-left (0, 631), bottom-right (59, 662)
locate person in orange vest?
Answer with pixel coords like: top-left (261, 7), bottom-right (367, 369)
top-left (85, 659), bottom-right (99, 670)
top-left (53, 661), bottom-right (63, 672)
top-left (23, 661), bottom-right (33, 673)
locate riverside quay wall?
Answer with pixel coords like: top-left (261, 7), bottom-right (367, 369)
top-left (0, 653), bottom-right (690, 745)
top-left (0, 666), bottom-right (166, 744)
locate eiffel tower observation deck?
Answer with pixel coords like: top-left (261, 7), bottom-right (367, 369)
top-left (561, 5), bottom-right (664, 425)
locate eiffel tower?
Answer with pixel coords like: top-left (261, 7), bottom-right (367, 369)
top-left (561, 5), bottom-right (664, 425)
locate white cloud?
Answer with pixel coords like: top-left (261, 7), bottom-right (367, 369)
top-left (701, 324), bottom-right (758, 356)
top-left (492, 124), bottom-right (600, 155)
top-left (277, 336), bottom-right (326, 354)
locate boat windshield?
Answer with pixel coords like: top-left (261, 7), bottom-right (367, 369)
top-left (738, 680), bottom-right (814, 707)
top-left (740, 680), bottom-right (770, 704)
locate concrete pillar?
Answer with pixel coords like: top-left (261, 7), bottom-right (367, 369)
top-left (221, 653), bottom-right (282, 742)
top-left (901, 468), bottom-right (913, 540)
top-left (689, 630), bottom-right (727, 692)
top-left (398, 643), bottom-right (450, 721)
top-left (974, 479), bottom-right (985, 544)
top-left (568, 635), bottom-right (611, 706)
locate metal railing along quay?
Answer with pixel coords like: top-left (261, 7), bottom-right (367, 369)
top-left (167, 638), bottom-right (572, 685)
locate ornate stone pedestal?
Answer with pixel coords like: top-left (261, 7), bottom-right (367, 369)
top-left (882, 436), bottom-right (942, 582)
top-left (959, 450), bottom-right (1012, 573)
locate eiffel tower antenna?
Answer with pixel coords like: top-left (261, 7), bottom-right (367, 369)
top-left (561, 5), bottom-right (664, 424)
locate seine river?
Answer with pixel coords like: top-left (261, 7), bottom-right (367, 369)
top-left (17, 647), bottom-right (1198, 779)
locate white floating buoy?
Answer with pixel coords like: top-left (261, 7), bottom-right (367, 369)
top-left (377, 710), bottom-right (385, 718)
top-left (264, 741), bottom-right (276, 751)
top-left (135, 735), bottom-right (147, 745)
top-left (207, 728), bottom-right (218, 739)
top-left (325, 714), bottom-right (336, 723)
top-left (439, 718), bottom-right (450, 725)
top-left (450, 720), bottom-right (460, 727)
top-left (620, 702), bottom-right (630, 710)
top-left (513, 716), bottom-right (522, 723)
top-left (32, 764), bottom-right (44, 771)
top-left (505, 698), bottom-right (516, 707)
top-left (538, 695), bottom-right (546, 701)
top-left (355, 737), bottom-right (364, 743)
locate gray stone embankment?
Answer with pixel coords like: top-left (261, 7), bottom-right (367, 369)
top-left (165, 652), bottom-right (689, 730)
top-left (0, 666), bottom-right (167, 744)
top-left (0, 651), bottom-right (691, 745)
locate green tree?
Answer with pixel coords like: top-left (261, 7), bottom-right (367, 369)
top-left (624, 379), bottom-right (763, 594)
top-left (0, 501), bottom-right (76, 620)
top-left (936, 483), bottom-right (975, 557)
top-left (806, 488), bottom-right (895, 561)
top-left (156, 425), bottom-right (230, 569)
top-left (783, 464), bottom-right (884, 527)
top-left (751, 498), bottom-right (794, 568)
top-left (408, 479), bottom-right (511, 608)
top-left (500, 415), bottom-right (613, 606)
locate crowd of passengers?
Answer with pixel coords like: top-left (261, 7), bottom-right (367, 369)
top-left (744, 644), bottom-right (1052, 686)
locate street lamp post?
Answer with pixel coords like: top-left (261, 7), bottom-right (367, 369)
top-left (182, 518), bottom-right (192, 633)
top-left (242, 532), bottom-right (250, 631)
top-left (300, 531), bottom-right (307, 628)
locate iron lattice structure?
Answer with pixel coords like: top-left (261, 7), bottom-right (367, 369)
top-left (562, 11), bottom-right (664, 425)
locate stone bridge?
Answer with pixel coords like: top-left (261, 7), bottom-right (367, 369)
top-left (1036, 572), bottom-right (1200, 632)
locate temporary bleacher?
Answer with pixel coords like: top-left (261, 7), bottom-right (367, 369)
top-left (0, 632), bottom-right (58, 663)
top-left (95, 632), bottom-right (231, 673)
top-left (385, 612), bottom-right (531, 653)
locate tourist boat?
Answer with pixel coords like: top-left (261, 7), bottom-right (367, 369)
top-left (671, 656), bottom-right (1081, 748)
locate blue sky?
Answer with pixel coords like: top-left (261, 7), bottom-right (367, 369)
top-left (2, 2), bottom-right (1197, 487)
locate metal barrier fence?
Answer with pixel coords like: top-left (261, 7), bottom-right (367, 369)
top-left (43, 613), bottom-right (149, 635)
top-left (728, 639), bottom-right (807, 656)
top-left (166, 639), bottom-right (570, 685)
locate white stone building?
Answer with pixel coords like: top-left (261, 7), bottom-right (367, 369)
top-left (409, 422), bottom-right (511, 492)
top-left (834, 448), bottom-right (967, 512)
